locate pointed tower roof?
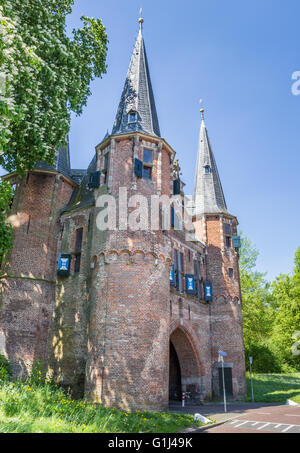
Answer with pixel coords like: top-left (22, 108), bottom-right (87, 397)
top-left (36, 137), bottom-right (71, 178)
top-left (112, 17), bottom-right (161, 137)
top-left (193, 110), bottom-right (229, 216)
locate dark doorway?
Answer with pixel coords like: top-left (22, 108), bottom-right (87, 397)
top-left (218, 367), bottom-right (233, 397)
top-left (169, 341), bottom-right (181, 401)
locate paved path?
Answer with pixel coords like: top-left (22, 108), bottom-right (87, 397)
top-left (170, 402), bottom-right (300, 433)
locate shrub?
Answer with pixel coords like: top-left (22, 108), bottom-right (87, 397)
top-left (0, 354), bottom-right (11, 382)
top-left (244, 341), bottom-right (282, 373)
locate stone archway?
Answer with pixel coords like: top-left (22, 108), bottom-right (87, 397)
top-left (169, 327), bottom-right (202, 402)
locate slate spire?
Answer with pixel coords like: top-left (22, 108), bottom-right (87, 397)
top-left (193, 110), bottom-right (228, 216)
top-left (112, 17), bottom-right (161, 137)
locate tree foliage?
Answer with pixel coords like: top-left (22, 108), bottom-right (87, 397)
top-left (0, 0), bottom-right (108, 258)
top-left (0, 0), bottom-right (108, 173)
top-left (0, 180), bottom-right (13, 261)
top-left (240, 234), bottom-right (300, 373)
top-left (239, 234), bottom-right (274, 344)
top-left (271, 249), bottom-right (300, 371)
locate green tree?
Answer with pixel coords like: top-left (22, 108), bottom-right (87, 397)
top-left (0, 0), bottom-right (108, 257)
top-left (271, 248), bottom-right (300, 371)
top-left (239, 234), bottom-right (280, 372)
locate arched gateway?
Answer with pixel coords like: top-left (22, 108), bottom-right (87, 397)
top-left (169, 327), bottom-right (202, 402)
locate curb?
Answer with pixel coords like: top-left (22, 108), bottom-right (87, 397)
top-left (179, 414), bottom-right (242, 433)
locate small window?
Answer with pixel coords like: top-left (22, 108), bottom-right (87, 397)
top-left (74, 254), bottom-right (81, 273)
top-left (228, 268), bottom-right (234, 278)
top-left (75, 228), bottom-right (83, 252)
top-left (173, 250), bottom-right (184, 292)
top-left (74, 228), bottom-right (83, 273)
top-left (143, 166), bottom-right (152, 180)
top-left (142, 149), bottom-right (153, 180)
top-left (225, 236), bottom-right (231, 248)
top-left (128, 112), bottom-right (137, 123)
top-left (103, 153), bottom-right (109, 184)
top-left (205, 166), bottom-right (211, 174)
top-left (143, 149), bottom-right (153, 164)
top-left (224, 224), bottom-right (231, 235)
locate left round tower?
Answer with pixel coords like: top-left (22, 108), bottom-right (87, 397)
top-left (0, 166), bottom-right (75, 378)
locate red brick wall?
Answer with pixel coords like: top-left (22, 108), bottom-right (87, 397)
top-left (0, 172), bottom-right (74, 378)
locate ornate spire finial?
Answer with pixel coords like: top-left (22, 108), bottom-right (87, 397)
top-left (200, 108), bottom-right (205, 121)
top-left (139, 7), bottom-right (144, 29)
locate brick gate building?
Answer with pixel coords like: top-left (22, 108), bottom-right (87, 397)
top-left (0, 17), bottom-right (246, 411)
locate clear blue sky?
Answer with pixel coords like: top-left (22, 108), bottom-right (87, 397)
top-left (7, 1), bottom-right (300, 281)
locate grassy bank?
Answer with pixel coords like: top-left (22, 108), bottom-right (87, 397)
top-left (0, 380), bottom-right (203, 433)
top-left (245, 372), bottom-right (300, 403)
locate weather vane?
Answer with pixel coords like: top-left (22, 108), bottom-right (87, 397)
top-left (139, 7), bottom-right (144, 26)
top-left (199, 99), bottom-right (205, 120)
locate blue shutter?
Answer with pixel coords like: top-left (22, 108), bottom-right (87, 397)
top-left (170, 265), bottom-right (175, 286)
top-left (88, 171), bottom-right (101, 188)
top-left (204, 281), bottom-right (213, 301)
top-left (171, 206), bottom-right (175, 227)
top-left (173, 178), bottom-right (181, 195)
top-left (232, 235), bottom-right (241, 248)
top-left (134, 158), bottom-right (143, 178)
top-left (57, 254), bottom-right (71, 277)
top-left (185, 274), bottom-right (195, 295)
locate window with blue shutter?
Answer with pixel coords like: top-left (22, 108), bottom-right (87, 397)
top-left (88, 171), bottom-right (101, 188)
top-left (134, 158), bottom-right (143, 178)
top-left (142, 149), bottom-right (153, 180)
top-left (170, 265), bottom-right (175, 286)
top-left (128, 111), bottom-right (137, 123)
top-left (173, 178), bottom-right (181, 195)
top-left (224, 223), bottom-right (232, 248)
top-left (232, 235), bottom-right (241, 248)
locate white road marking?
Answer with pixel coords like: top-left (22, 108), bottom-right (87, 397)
top-left (234, 421), bottom-right (248, 428)
top-left (274, 424), bottom-right (282, 428)
top-left (284, 414), bottom-right (300, 417)
top-left (281, 425), bottom-right (294, 433)
top-left (257, 423), bottom-right (270, 430)
top-left (254, 412), bottom-right (271, 415)
top-left (230, 420), bottom-right (241, 424)
top-left (251, 422), bottom-right (260, 426)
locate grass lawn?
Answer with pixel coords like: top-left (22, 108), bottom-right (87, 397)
top-left (245, 372), bottom-right (300, 403)
top-left (0, 380), bottom-right (203, 433)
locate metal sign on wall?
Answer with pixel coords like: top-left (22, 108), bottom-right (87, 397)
top-left (57, 254), bottom-right (71, 277)
top-left (204, 281), bottom-right (213, 301)
top-left (185, 274), bottom-right (195, 295)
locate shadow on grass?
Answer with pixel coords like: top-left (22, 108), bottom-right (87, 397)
top-left (245, 373), bottom-right (300, 403)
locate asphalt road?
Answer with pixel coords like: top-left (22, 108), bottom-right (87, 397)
top-left (198, 404), bottom-right (300, 433)
top-left (170, 402), bottom-right (300, 433)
